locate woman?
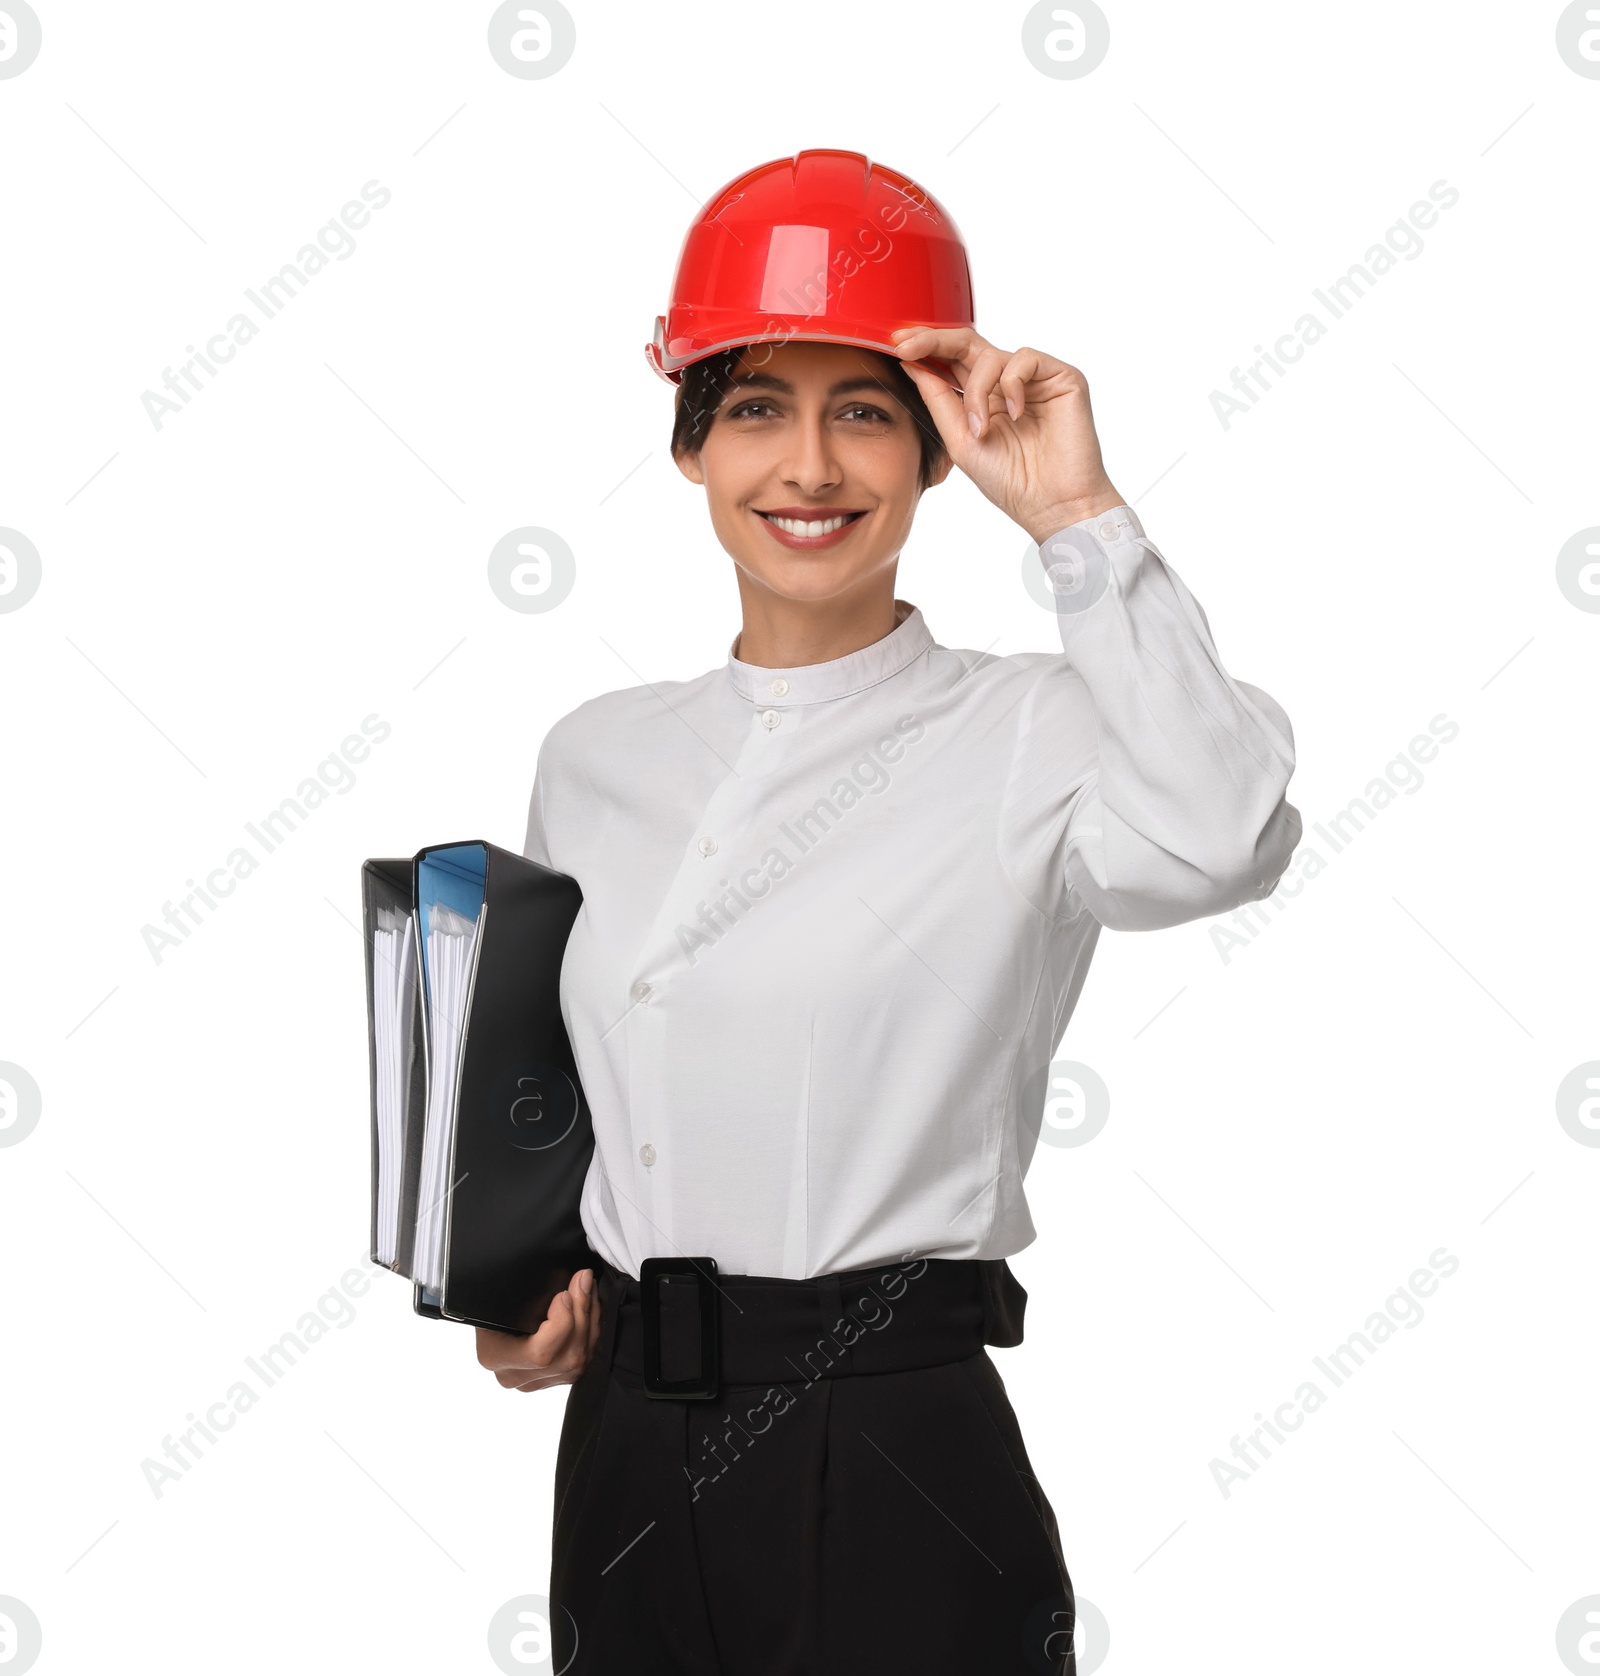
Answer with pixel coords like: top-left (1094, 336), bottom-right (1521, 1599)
top-left (477, 151), bottom-right (1300, 1675)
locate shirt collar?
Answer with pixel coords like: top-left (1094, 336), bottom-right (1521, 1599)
top-left (727, 599), bottom-right (934, 706)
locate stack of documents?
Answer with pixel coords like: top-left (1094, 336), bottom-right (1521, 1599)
top-left (361, 840), bottom-right (596, 1333)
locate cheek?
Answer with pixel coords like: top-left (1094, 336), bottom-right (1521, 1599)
top-left (847, 436), bottom-right (922, 513)
top-left (695, 439), bottom-right (766, 517)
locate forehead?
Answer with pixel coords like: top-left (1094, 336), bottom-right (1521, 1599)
top-left (727, 340), bottom-right (895, 389)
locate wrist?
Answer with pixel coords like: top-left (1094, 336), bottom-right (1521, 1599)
top-left (1024, 481), bottom-right (1125, 546)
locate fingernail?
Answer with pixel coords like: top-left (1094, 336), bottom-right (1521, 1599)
top-left (579, 1269), bottom-right (593, 1295)
top-left (968, 411), bottom-right (982, 438)
top-left (1006, 399), bottom-right (1020, 420)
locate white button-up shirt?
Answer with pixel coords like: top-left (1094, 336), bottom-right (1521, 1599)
top-left (524, 504), bottom-right (1300, 1279)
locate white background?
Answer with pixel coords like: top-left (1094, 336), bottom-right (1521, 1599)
top-left (2, 2), bottom-right (1596, 1672)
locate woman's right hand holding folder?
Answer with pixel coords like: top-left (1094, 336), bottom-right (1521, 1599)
top-left (475, 1268), bottom-right (601, 1393)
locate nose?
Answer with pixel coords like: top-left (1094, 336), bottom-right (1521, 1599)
top-left (779, 410), bottom-right (843, 497)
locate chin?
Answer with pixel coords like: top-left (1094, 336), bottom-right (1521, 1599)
top-left (740, 554), bottom-right (882, 605)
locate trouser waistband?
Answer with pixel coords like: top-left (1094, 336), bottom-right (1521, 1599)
top-left (596, 1255), bottom-right (1028, 1398)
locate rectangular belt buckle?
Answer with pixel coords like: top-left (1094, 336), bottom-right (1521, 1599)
top-left (639, 1256), bottom-right (720, 1401)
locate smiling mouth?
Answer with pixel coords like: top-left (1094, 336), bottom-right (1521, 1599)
top-left (755, 510), bottom-right (868, 537)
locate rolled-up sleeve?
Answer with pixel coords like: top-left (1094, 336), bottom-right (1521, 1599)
top-left (999, 504), bottom-right (1301, 930)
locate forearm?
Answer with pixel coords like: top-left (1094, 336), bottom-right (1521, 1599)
top-left (1041, 505), bottom-right (1300, 926)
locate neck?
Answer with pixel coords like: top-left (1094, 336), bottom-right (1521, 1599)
top-left (731, 568), bottom-right (902, 669)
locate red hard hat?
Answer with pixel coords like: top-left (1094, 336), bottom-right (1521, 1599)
top-left (645, 149), bottom-right (974, 383)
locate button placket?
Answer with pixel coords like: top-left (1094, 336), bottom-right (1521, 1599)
top-left (616, 989), bottom-right (664, 1252)
top-left (626, 696), bottom-right (812, 1033)
top-left (739, 698), bottom-right (802, 770)
top-left (626, 727), bottom-right (776, 1012)
top-left (619, 974), bottom-right (668, 1240)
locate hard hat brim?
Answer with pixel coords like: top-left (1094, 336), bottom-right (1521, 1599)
top-left (645, 318), bottom-right (965, 387)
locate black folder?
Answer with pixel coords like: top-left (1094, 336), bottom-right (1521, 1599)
top-left (361, 840), bottom-right (597, 1335)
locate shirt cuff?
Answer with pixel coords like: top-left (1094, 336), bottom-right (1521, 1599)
top-left (1032, 503), bottom-right (1144, 619)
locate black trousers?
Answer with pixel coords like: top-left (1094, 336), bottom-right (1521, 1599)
top-left (549, 1258), bottom-right (1076, 1675)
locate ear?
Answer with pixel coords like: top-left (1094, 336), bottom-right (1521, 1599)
top-left (924, 450), bottom-right (955, 490)
top-left (673, 445), bottom-right (706, 486)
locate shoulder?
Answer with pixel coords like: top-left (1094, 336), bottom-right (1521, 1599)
top-left (536, 667), bottom-right (724, 766)
top-left (922, 637), bottom-right (1087, 702)
top-left (912, 639), bottom-right (1096, 759)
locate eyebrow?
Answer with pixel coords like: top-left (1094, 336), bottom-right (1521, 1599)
top-left (725, 372), bottom-right (898, 400)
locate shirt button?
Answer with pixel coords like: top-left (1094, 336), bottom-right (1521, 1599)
top-left (1098, 520), bottom-right (1118, 541)
top-left (770, 677), bottom-right (789, 696)
top-left (760, 709), bottom-right (781, 730)
top-left (697, 835), bottom-right (717, 856)
top-left (638, 1143), bottom-right (657, 1167)
top-left (630, 980), bottom-right (653, 1003)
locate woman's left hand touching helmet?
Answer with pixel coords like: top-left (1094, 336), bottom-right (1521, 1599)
top-left (893, 327), bottom-right (1125, 545)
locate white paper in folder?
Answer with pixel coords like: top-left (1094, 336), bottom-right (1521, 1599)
top-left (369, 907), bottom-right (416, 1268)
top-left (411, 902), bottom-right (482, 1291)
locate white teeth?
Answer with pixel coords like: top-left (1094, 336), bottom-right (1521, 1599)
top-left (766, 514), bottom-right (853, 537)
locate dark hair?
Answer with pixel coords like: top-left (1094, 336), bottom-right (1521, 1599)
top-left (670, 344), bottom-right (948, 489)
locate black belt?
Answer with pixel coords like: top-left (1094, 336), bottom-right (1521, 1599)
top-left (596, 1254), bottom-right (1029, 1402)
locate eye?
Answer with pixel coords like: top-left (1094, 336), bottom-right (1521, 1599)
top-left (840, 403), bottom-right (893, 424)
top-left (726, 398), bottom-right (777, 420)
